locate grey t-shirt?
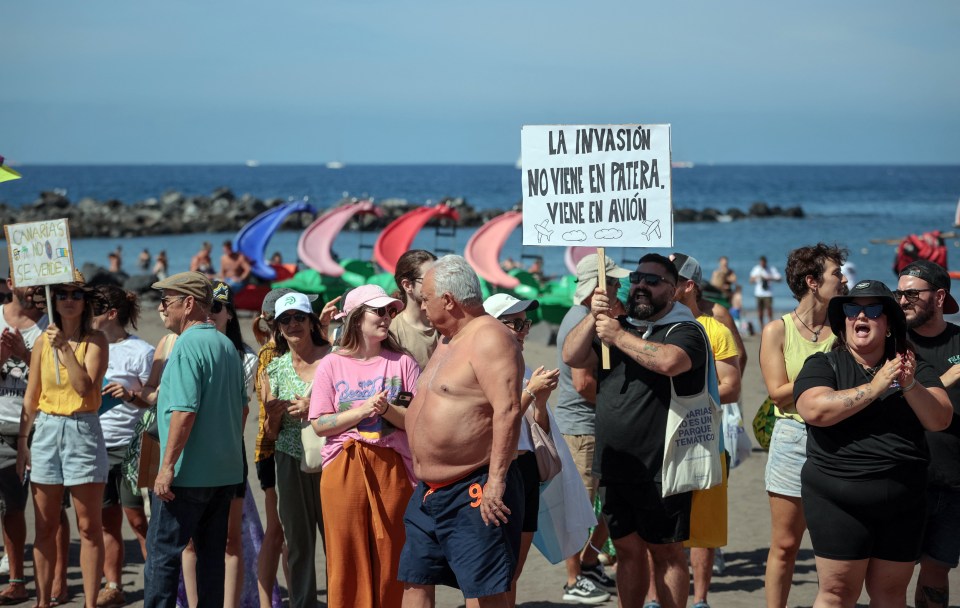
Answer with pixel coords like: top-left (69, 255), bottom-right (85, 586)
top-left (554, 305), bottom-right (596, 436)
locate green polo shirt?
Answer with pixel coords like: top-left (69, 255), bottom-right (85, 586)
top-left (157, 323), bottom-right (245, 487)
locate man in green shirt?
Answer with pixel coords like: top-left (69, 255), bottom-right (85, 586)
top-left (144, 271), bottom-right (245, 608)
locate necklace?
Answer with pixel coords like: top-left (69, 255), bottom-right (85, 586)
top-left (793, 309), bottom-right (825, 342)
top-left (847, 346), bottom-right (883, 379)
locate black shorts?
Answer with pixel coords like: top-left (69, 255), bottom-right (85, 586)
top-left (256, 454), bottom-right (276, 490)
top-left (103, 447), bottom-right (143, 509)
top-left (232, 450), bottom-right (249, 499)
top-left (516, 452), bottom-right (540, 533)
top-left (601, 480), bottom-right (692, 544)
top-left (0, 465), bottom-right (28, 515)
top-left (398, 463), bottom-right (524, 598)
top-left (802, 462), bottom-right (926, 562)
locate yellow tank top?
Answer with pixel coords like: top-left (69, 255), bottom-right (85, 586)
top-left (778, 312), bottom-right (835, 421)
top-left (37, 333), bottom-right (102, 416)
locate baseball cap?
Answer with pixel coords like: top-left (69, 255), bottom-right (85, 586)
top-left (275, 292), bottom-right (314, 318)
top-left (334, 284), bottom-right (404, 320)
top-left (672, 253), bottom-right (702, 284)
top-left (152, 271), bottom-right (213, 304)
top-left (261, 288), bottom-right (318, 318)
top-left (483, 293), bottom-right (539, 319)
top-left (212, 280), bottom-right (234, 306)
top-left (573, 254), bottom-right (630, 305)
top-left (898, 260), bottom-right (959, 314)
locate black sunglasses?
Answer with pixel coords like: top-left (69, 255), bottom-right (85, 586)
top-left (54, 290), bottom-right (85, 301)
top-left (211, 301), bottom-right (224, 314)
top-left (92, 301), bottom-right (111, 316)
top-left (366, 306), bottom-right (398, 319)
top-left (629, 272), bottom-right (675, 287)
top-left (277, 312), bottom-right (308, 326)
top-left (893, 288), bottom-right (936, 302)
top-left (502, 318), bottom-right (533, 333)
top-left (843, 303), bottom-right (885, 319)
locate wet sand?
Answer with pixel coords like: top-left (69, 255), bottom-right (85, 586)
top-left (24, 312), bottom-right (960, 607)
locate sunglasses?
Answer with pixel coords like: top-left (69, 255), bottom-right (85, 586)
top-left (843, 303), bottom-right (885, 319)
top-left (366, 306), bottom-right (398, 319)
top-left (159, 295), bottom-right (187, 310)
top-left (629, 272), bottom-right (675, 287)
top-left (277, 312), bottom-right (308, 326)
top-left (502, 318), bottom-right (533, 333)
top-left (92, 301), bottom-right (111, 316)
top-left (54, 290), bottom-right (85, 301)
top-left (211, 301), bottom-right (224, 314)
top-left (894, 288), bottom-right (936, 302)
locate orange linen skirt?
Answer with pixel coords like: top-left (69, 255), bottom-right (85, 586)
top-left (320, 438), bottom-right (414, 608)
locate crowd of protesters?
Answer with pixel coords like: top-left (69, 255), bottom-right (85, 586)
top-left (0, 242), bottom-right (955, 608)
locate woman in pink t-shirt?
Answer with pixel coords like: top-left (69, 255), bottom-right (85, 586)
top-left (308, 285), bottom-right (419, 608)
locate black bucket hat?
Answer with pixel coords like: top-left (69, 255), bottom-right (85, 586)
top-left (827, 279), bottom-right (906, 350)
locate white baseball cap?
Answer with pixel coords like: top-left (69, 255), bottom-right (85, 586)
top-left (274, 292), bottom-right (314, 318)
top-left (483, 293), bottom-right (539, 319)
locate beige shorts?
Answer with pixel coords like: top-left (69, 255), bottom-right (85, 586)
top-left (563, 434), bottom-right (598, 500)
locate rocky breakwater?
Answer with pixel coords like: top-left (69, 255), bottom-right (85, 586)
top-left (0, 189), bottom-right (803, 238)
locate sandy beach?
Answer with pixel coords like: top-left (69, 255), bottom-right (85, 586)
top-left (19, 308), bottom-right (960, 608)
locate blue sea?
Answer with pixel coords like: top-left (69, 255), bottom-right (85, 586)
top-left (2, 164), bottom-right (959, 308)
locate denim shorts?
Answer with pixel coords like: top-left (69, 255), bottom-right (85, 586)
top-left (765, 417), bottom-right (807, 497)
top-left (921, 486), bottom-right (960, 567)
top-left (31, 411), bottom-right (108, 486)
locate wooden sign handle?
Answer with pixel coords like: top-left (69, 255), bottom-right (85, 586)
top-left (44, 285), bottom-right (61, 385)
top-left (597, 247), bottom-right (611, 370)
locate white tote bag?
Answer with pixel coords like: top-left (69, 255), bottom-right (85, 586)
top-left (722, 402), bottom-right (753, 470)
top-left (296, 383), bottom-right (325, 474)
top-left (660, 323), bottom-right (723, 497)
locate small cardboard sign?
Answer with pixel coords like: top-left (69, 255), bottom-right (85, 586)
top-left (521, 124), bottom-right (673, 248)
top-left (4, 219), bottom-right (75, 287)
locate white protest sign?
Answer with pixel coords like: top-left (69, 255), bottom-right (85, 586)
top-left (4, 219), bottom-right (75, 287)
top-left (521, 124), bottom-right (673, 248)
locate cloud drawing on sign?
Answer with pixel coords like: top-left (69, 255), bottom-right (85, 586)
top-left (562, 230), bottom-right (587, 242)
top-left (594, 228), bottom-right (623, 240)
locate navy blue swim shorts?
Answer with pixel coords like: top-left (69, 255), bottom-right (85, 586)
top-left (398, 462), bottom-right (523, 598)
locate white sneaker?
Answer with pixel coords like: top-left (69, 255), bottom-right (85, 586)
top-left (562, 576), bottom-right (611, 604)
top-left (712, 548), bottom-right (726, 575)
top-left (0, 554), bottom-right (8, 575)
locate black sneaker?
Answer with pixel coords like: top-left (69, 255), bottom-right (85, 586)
top-left (562, 576), bottom-right (611, 604)
top-left (581, 561), bottom-right (617, 593)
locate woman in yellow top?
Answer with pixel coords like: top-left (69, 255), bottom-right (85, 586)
top-left (758, 244), bottom-right (847, 608)
top-left (17, 273), bottom-right (109, 608)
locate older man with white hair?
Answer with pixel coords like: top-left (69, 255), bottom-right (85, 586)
top-left (399, 255), bottom-right (525, 608)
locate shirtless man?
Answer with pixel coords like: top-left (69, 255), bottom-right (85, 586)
top-left (219, 241), bottom-right (251, 290)
top-left (399, 255), bottom-right (525, 608)
top-left (189, 242), bottom-right (215, 278)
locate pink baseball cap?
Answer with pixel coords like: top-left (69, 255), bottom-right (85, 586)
top-left (334, 284), bottom-right (404, 320)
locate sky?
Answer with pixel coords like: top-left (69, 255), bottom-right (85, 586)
top-left (2, 1), bottom-right (959, 165)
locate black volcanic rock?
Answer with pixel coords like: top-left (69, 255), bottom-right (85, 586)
top-left (1, 190), bottom-right (805, 238)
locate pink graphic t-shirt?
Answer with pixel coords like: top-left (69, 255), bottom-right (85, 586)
top-left (309, 348), bottom-right (420, 482)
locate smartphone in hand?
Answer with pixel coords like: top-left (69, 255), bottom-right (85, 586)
top-left (393, 391), bottom-right (414, 407)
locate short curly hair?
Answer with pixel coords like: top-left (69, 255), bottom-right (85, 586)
top-left (785, 243), bottom-right (848, 301)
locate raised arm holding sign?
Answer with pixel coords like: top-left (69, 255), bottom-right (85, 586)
top-left (521, 124), bottom-right (674, 368)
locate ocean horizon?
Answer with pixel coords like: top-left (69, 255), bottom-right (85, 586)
top-left (2, 163), bottom-right (959, 309)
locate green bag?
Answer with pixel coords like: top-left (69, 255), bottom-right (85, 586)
top-left (752, 396), bottom-right (778, 450)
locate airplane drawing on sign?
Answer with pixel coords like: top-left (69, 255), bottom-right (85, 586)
top-left (534, 219), bottom-right (554, 244)
top-left (641, 219), bottom-right (661, 241)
